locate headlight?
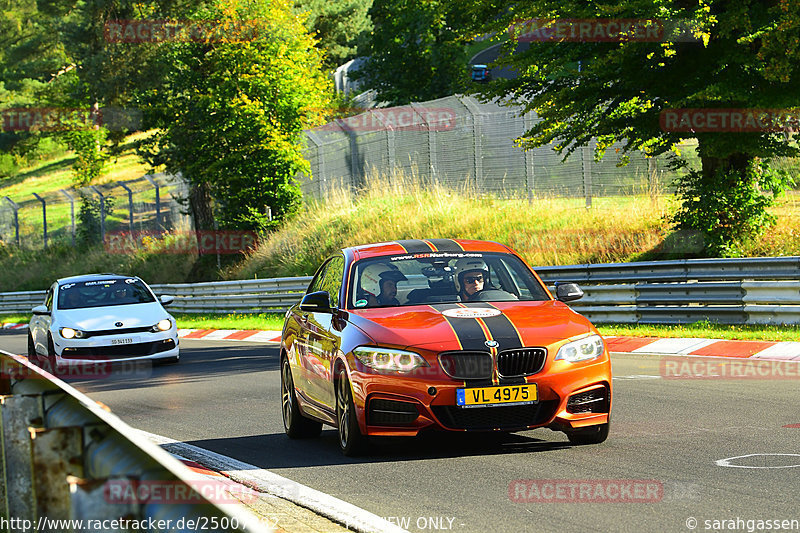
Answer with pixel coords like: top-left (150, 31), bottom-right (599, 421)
top-left (60, 327), bottom-right (85, 339)
top-left (354, 347), bottom-right (429, 373)
top-left (154, 319), bottom-right (172, 332)
top-left (555, 334), bottom-right (605, 363)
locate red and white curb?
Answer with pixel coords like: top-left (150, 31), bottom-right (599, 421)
top-left (6, 322), bottom-right (800, 359)
top-left (177, 329), bottom-right (282, 343)
top-left (606, 336), bottom-right (800, 361)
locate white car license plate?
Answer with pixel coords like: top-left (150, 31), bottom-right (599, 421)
top-left (111, 337), bottom-right (136, 345)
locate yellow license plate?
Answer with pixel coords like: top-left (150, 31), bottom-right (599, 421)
top-left (456, 384), bottom-right (537, 407)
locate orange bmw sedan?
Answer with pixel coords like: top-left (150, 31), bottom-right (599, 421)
top-left (280, 239), bottom-right (611, 455)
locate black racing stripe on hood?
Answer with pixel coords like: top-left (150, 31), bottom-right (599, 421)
top-left (396, 239), bottom-right (435, 253)
top-left (426, 239), bottom-right (464, 252)
top-left (463, 303), bottom-right (524, 351)
top-left (430, 303), bottom-right (489, 352)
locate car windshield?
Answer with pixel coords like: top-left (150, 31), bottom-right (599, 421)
top-left (349, 252), bottom-right (551, 308)
top-left (57, 278), bottom-right (156, 310)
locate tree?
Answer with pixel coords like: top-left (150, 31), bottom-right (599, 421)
top-left (138, 0), bottom-right (332, 231)
top-left (354, 0), bottom-right (469, 106)
top-left (454, 0), bottom-right (799, 256)
top-left (294, 0), bottom-right (373, 71)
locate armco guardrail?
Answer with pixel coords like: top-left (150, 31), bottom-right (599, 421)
top-left (150, 277), bottom-right (314, 313)
top-left (1, 257), bottom-right (799, 324)
top-left (535, 256), bottom-right (800, 283)
top-left (0, 350), bottom-right (270, 533)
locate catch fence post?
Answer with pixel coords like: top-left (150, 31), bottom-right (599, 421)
top-left (118, 181), bottom-right (135, 235)
top-left (461, 97), bottom-right (483, 191)
top-left (32, 192), bottom-right (47, 249)
top-left (582, 143), bottom-right (593, 209)
top-left (88, 186), bottom-right (106, 243)
top-left (3, 196), bottom-right (20, 246)
top-left (59, 190), bottom-right (76, 246)
top-left (144, 175), bottom-right (162, 233)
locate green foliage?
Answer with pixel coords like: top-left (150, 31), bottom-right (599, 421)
top-left (294, 0), bottom-right (373, 71)
top-left (76, 192), bottom-right (114, 246)
top-left (451, 0), bottom-right (800, 255)
top-left (670, 162), bottom-right (794, 256)
top-left (354, 0), bottom-right (469, 105)
top-left (61, 126), bottom-right (108, 186)
top-left (139, 0), bottom-right (333, 232)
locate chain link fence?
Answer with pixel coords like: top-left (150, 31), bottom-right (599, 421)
top-left (298, 94), bottom-right (799, 201)
top-left (0, 172), bottom-right (192, 249)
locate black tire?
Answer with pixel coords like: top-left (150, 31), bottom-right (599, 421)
top-left (42, 335), bottom-right (59, 375)
top-left (281, 358), bottom-right (322, 438)
top-left (566, 421), bottom-right (610, 445)
top-left (335, 368), bottom-right (368, 456)
top-left (27, 332), bottom-right (37, 361)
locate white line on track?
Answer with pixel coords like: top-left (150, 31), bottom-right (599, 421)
top-left (138, 430), bottom-right (409, 533)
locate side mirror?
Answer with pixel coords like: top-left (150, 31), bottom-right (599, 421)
top-left (32, 305), bottom-right (50, 315)
top-left (300, 291), bottom-right (332, 313)
top-left (555, 282), bottom-right (584, 303)
top-left (159, 295), bottom-right (175, 306)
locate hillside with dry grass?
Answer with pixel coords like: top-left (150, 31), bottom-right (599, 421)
top-left (224, 177), bottom-right (800, 280)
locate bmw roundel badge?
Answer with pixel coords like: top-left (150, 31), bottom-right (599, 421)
top-left (485, 340), bottom-right (499, 348)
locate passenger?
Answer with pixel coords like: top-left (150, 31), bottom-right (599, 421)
top-left (361, 263), bottom-right (407, 306)
top-left (61, 290), bottom-right (82, 309)
top-left (454, 258), bottom-right (490, 302)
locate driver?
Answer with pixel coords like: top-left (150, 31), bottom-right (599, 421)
top-left (454, 258), bottom-right (490, 302)
top-left (361, 263), bottom-right (407, 306)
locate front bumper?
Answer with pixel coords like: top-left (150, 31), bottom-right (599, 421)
top-left (348, 356), bottom-right (611, 437)
top-left (52, 329), bottom-right (180, 364)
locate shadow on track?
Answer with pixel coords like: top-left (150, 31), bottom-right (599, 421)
top-left (178, 429), bottom-right (574, 468)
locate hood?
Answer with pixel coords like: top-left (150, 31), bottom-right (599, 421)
top-left (57, 303), bottom-right (168, 331)
top-left (348, 301), bottom-right (595, 352)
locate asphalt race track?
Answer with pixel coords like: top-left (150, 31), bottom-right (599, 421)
top-left (2, 330), bottom-right (798, 533)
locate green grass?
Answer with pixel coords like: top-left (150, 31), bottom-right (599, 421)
top-left (170, 312), bottom-right (285, 330)
top-left (1, 312), bottom-right (285, 331)
top-left (597, 322), bottom-right (800, 342)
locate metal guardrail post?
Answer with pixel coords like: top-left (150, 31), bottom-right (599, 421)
top-left (1, 394), bottom-right (43, 523)
top-left (144, 175), bottom-right (162, 233)
top-left (31, 425), bottom-right (84, 522)
top-left (59, 189), bottom-right (77, 247)
top-left (32, 192), bottom-right (48, 249)
top-left (118, 181), bottom-right (135, 236)
top-left (88, 185), bottom-right (106, 243)
top-left (3, 196), bottom-right (20, 246)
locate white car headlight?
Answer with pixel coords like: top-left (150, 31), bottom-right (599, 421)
top-left (60, 327), bottom-right (85, 339)
top-left (154, 319), bottom-right (172, 332)
top-left (555, 334), bottom-right (605, 363)
top-left (354, 347), bottom-right (429, 373)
